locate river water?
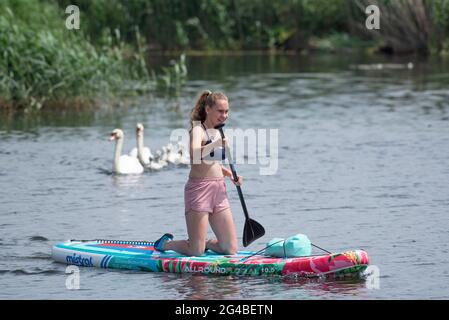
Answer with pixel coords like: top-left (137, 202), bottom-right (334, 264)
top-left (1, 54), bottom-right (448, 299)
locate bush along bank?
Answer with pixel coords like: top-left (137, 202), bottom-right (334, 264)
top-left (0, 1), bottom-right (186, 112)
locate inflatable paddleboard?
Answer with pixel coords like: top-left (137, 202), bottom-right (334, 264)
top-left (51, 239), bottom-right (369, 278)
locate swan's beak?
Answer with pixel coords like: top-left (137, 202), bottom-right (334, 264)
top-left (109, 134), bottom-right (116, 141)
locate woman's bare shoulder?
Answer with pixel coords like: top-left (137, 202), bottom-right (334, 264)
top-left (192, 122), bottom-right (202, 129)
top-left (191, 123), bottom-right (204, 137)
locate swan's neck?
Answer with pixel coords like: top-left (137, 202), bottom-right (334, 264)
top-left (113, 137), bottom-right (123, 172)
top-left (137, 134), bottom-right (146, 164)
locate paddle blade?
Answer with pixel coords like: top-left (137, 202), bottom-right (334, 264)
top-left (243, 218), bottom-right (265, 247)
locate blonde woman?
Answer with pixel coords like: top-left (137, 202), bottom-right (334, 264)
top-left (154, 91), bottom-right (242, 256)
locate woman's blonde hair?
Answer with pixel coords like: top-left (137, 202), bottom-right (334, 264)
top-left (189, 90), bottom-right (228, 128)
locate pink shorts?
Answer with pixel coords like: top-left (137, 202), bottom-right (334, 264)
top-left (184, 177), bottom-right (230, 214)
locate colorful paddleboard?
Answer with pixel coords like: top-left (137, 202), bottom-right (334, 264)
top-left (52, 239), bottom-right (369, 278)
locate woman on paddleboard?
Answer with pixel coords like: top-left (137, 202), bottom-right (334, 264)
top-left (154, 91), bottom-right (242, 256)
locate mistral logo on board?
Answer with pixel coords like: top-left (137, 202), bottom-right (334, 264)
top-left (66, 253), bottom-right (93, 267)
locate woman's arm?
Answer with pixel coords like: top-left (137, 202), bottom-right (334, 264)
top-left (222, 165), bottom-right (243, 186)
top-left (221, 165), bottom-right (232, 178)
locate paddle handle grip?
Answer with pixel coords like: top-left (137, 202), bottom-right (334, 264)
top-left (229, 163), bottom-right (239, 183)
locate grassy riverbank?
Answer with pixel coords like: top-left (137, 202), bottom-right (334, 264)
top-left (0, 0), bottom-right (185, 112)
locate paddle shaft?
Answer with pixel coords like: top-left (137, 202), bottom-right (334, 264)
top-left (216, 124), bottom-right (265, 247)
top-left (217, 128), bottom-right (250, 221)
top-left (230, 166), bottom-right (250, 221)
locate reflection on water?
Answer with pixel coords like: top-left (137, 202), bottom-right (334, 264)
top-left (111, 174), bottom-right (146, 188)
top-left (277, 277), bottom-right (368, 299)
top-left (167, 274), bottom-right (242, 300)
top-left (1, 53), bottom-right (448, 299)
top-left (150, 272), bottom-right (369, 300)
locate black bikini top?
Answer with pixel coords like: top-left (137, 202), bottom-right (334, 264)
top-left (202, 123), bottom-right (226, 161)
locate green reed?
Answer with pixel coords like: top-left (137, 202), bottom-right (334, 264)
top-left (0, 0), bottom-right (185, 111)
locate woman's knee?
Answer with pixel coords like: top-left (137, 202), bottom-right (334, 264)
top-left (188, 241), bottom-right (206, 256)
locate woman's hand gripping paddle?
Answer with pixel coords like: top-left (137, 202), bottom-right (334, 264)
top-left (215, 123), bottom-right (265, 247)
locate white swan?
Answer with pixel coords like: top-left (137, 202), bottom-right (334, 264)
top-left (175, 142), bottom-right (190, 165)
top-left (134, 123), bottom-right (169, 171)
top-left (128, 123), bottom-right (154, 167)
top-left (150, 149), bottom-right (168, 170)
top-left (157, 142), bottom-right (189, 165)
top-left (109, 129), bottom-right (144, 174)
top-left (161, 144), bottom-right (178, 164)
top-left (147, 158), bottom-right (166, 170)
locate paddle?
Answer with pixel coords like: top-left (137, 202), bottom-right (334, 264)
top-left (215, 123), bottom-right (265, 247)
